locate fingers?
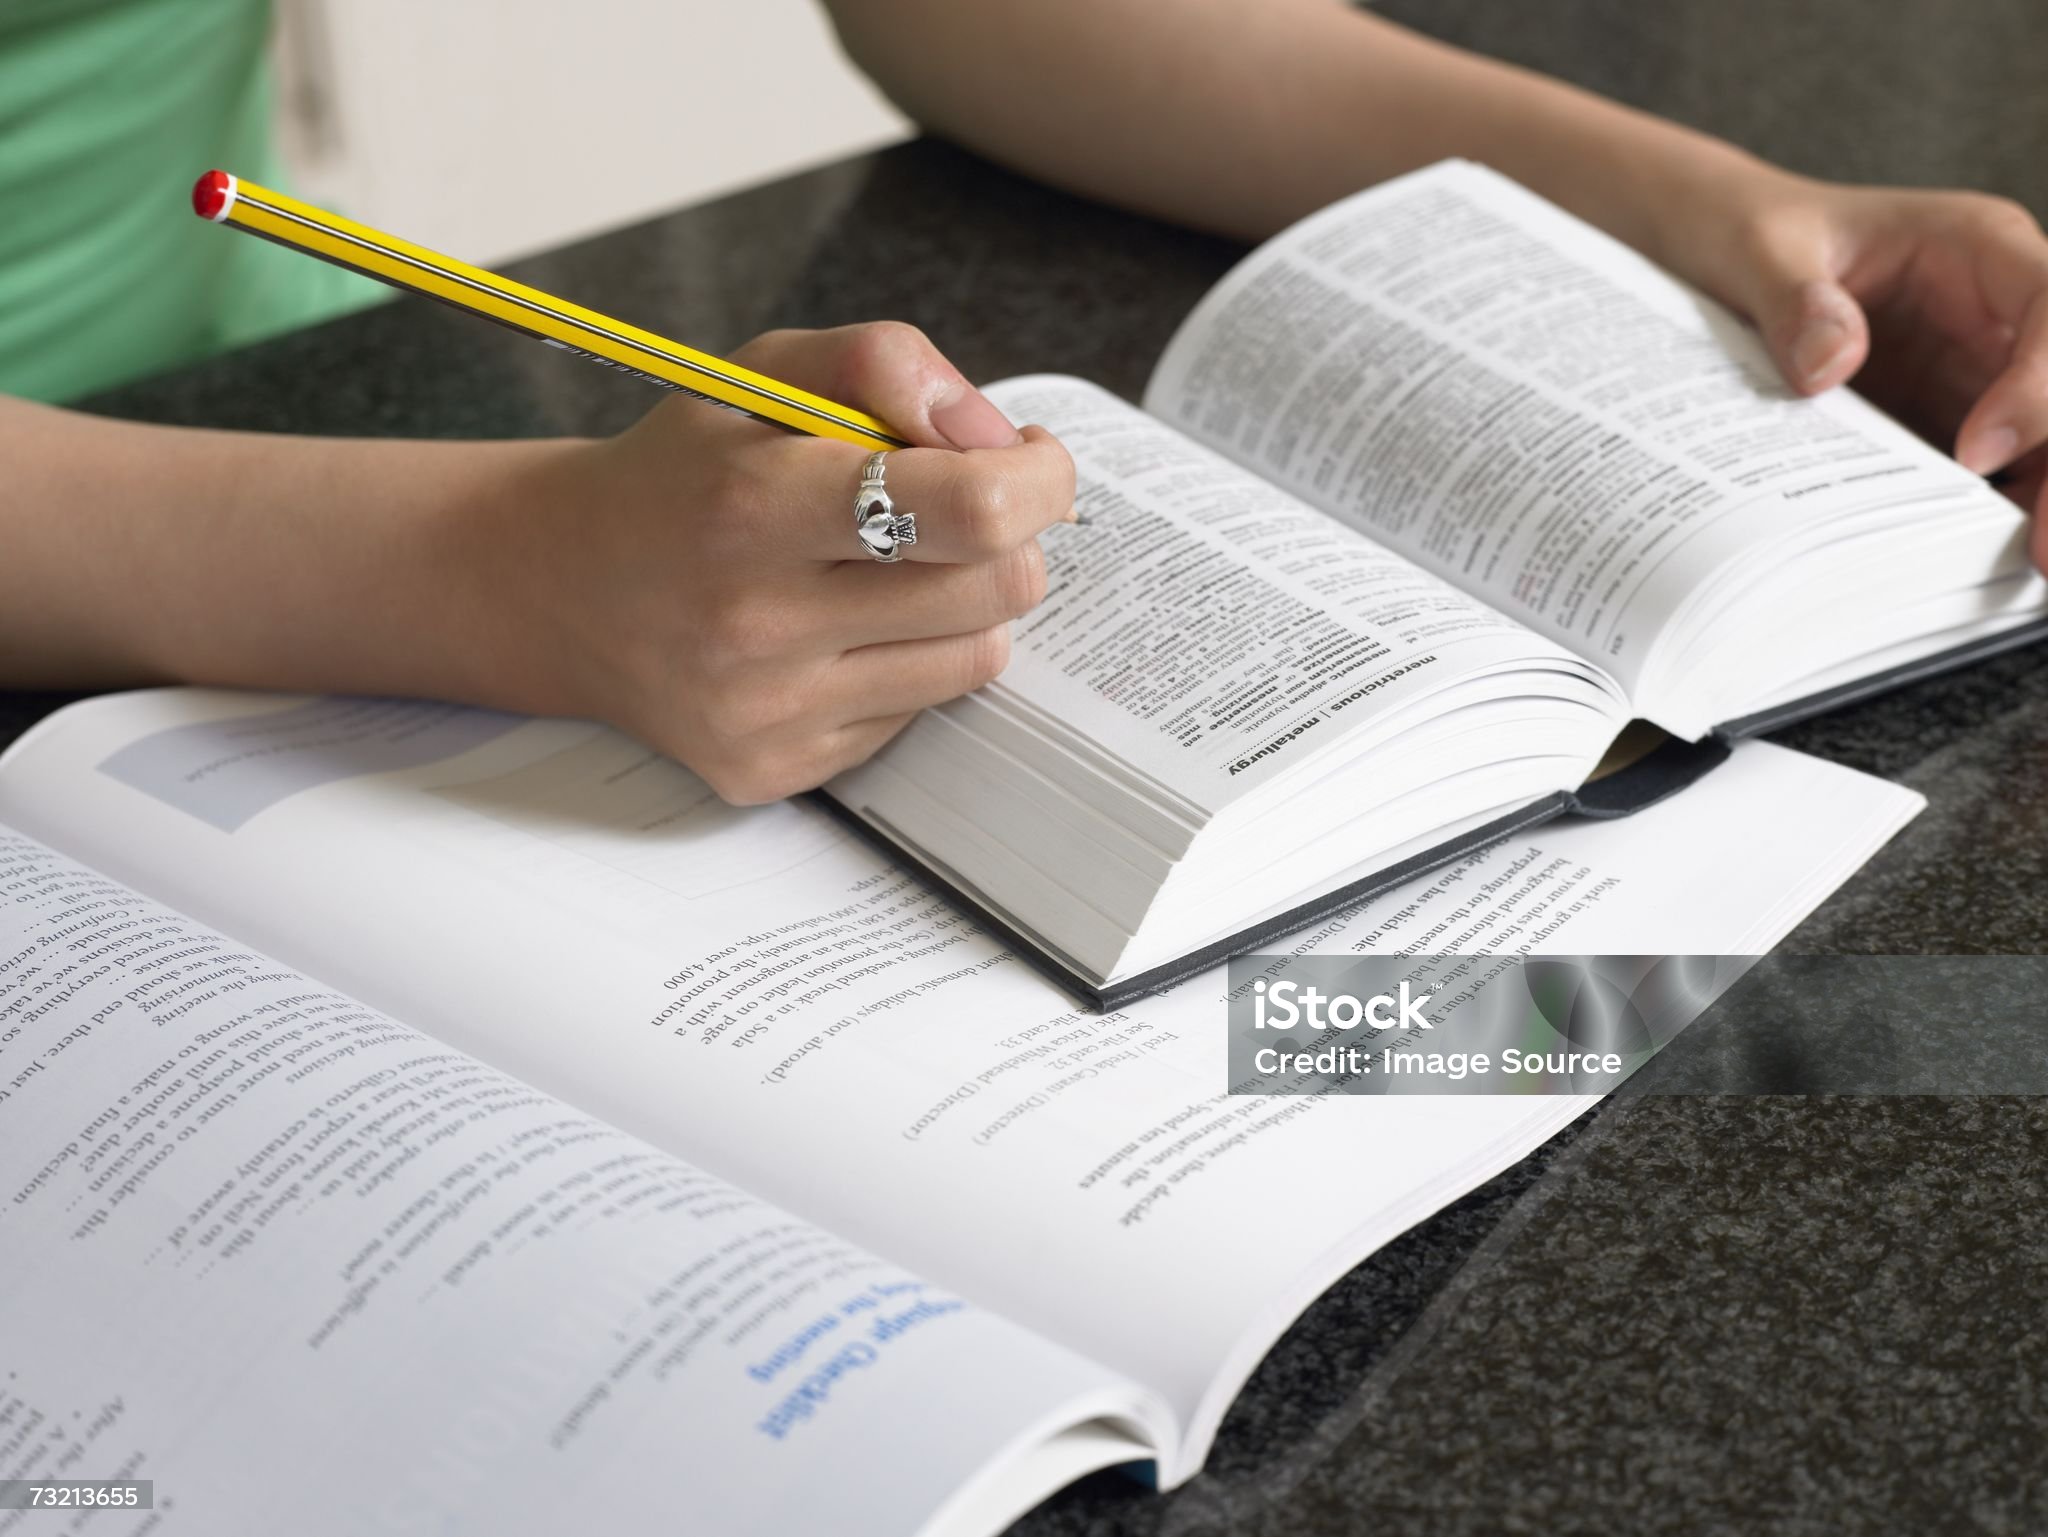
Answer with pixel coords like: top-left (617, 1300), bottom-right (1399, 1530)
top-left (682, 624), bottom-right (1007, 806)
top-left (825, 712), bottom-right (923, 779)
top-left (860, 428), bottom-right (1077, 564)
top-left (1725, 190), bottom-right (2048, 479)
top-left (1698, 193), bottom-right (1871, 394)
top-left (1771, 280), bottom-right (1872, 395)
top-left (696, 712), bottom-right (920, 806)
top-left (1923, 196), bottom-right (2048, 477)
top-left (1732, 226), bottom-right (1872, 395)
top-left (594, 321), bottom-right (1071, 805)
top-left (756, 423), bottom-right (1077, 565)
top-left (1957, 197), bottom-right (2048, 329)
top-left (731, 321), bottom-right (1022, 450)
top-left (2005, 446), bottom-right (2048, 571)
top-left (1957, 289), bottom-right (2048, 478)
top-left (831, 626), bottom-right (1013, 719)
top-left (816, 542), bottom-right (1047, 647)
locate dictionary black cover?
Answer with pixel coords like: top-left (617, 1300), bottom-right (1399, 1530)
top-left (1712, 617), bottom-right (2048, 739)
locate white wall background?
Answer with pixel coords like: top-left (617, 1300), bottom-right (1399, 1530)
top-left (274, 0), bottom-right (911, 265)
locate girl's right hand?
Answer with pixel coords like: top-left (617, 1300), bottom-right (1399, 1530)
top-left (478, 322), bottom-right (1075, 803)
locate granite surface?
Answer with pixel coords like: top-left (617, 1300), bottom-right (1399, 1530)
top-left (10, 3), bottom-right (2048, 1531)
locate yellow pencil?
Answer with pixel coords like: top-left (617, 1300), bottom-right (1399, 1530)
top-left (191, 169), bottom-right (907, 452)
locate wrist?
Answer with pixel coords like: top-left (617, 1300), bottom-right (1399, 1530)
top-left (139, 432), bottom-right (598, 714)
top-left (1625, 134), bottom-right (1810, 294)
top-left (417, 435), bottom-right (606, 721)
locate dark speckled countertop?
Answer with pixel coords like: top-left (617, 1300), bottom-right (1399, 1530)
top-left (7, 2), bottom-right (2048, 1530)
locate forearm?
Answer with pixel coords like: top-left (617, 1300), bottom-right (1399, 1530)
top-left (0, 395), bottom-right (582, 706)
top-left (830, 0), bottom-right (1784, 272)
top-left (0, 320), bottom-right (1080, 806)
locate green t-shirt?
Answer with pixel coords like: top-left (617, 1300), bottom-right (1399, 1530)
top-left (0, 0), bottom-right (375, 402)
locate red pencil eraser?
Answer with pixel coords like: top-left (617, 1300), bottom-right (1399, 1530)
top-left (192, 170), bottom-right (237, 223)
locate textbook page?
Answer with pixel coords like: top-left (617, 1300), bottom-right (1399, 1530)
top-left (1142, 160), bottom-right (2019, 716)
top-left (889, 374), bottom-right (1625, 815)
top-left (0, 694), bottom-right (1921, 1479)
top-left (0, 826), bottom-right (1163, 1536)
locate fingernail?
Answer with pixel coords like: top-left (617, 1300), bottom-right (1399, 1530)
top-left (930, 379), bottom-right (1023, 450)
top-left (1063, 505), bottom-right (1080, 523)
top-left (1791, 317), bottom-right (1851, 388)
top-left (1960, 425), bottom-right (2019, 477)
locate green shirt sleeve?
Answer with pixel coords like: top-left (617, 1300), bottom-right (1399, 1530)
top-left (0, 0), bottom-right (381, 402)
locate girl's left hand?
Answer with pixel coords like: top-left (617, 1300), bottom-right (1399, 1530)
top-left (1688, 168), bottom-right (2048, 546)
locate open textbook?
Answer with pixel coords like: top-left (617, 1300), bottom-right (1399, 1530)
top-left (0, 689), bottom-right (1921, 1535)
top-left (826, 160), bottom-right (2048, 1004)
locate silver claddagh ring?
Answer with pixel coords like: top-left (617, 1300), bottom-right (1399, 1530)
top-left (853, 451), bottom-right (916, 563)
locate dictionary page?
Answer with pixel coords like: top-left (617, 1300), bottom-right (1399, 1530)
top-left (830, 376), bottom-right (1629, 978)
top-left (1143, 160), bottom-right (2046, 736)
top-left (0, 826), bottom-right (1165, 1536)
top-left (0, 692), bottom-right (1921, 1482)
top-left (897, 373), bottom-right (1623, 817)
